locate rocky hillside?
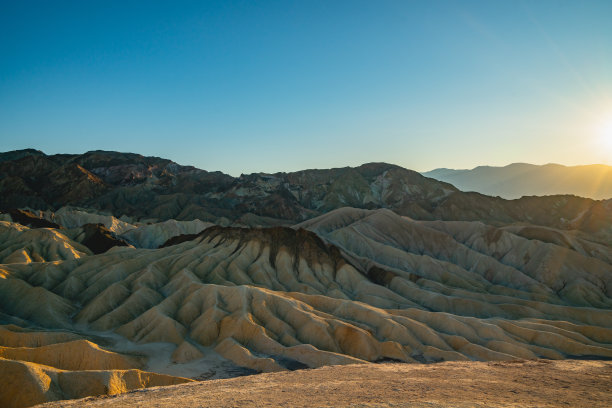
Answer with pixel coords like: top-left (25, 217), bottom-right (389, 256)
top-left (1, 150), bottom-right (610, 243)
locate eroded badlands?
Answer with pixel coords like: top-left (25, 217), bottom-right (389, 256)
top-left (0, 205), bottom-right (611, 407)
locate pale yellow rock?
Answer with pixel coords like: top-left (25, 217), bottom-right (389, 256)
top-left (0, 325), bottom-right (81, 348)
top-left (0, 221), bottom-right (91, 263)
top-left (120, 218), bottom-right (213, 248)
top-left (0, 339), bottom-right (142, 371)
top-left (43, 207), bottom-right (136, 235)
top-left (171, 341), bottom-right (204, 363)
top-left (0, 207), bottom-right (609, 401)
top-left (0, 357), bottom-right (193, 408)
top-left (214, 337), bottom-right (286, 373)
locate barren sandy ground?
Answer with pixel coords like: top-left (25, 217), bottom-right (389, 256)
top-left (38, 359), bottom-right (612, 408)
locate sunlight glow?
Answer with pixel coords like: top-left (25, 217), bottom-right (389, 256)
top-left (596, 115), bottom-right (612, 153)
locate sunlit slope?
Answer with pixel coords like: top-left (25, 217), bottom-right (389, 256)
top-left (42, 207), bottom-right (136, 234)
top-left (298, 208), bottom-right (612, 309)
top-left (0, 221), bottom-right (91, 263)
top-left (0, 358), bottom-right (191, 408)
top-left (1, 219), bottom-right (610, 378)
top-left (118, 219), bottom-right (214, 249)
top-left (40, 207), bottom-right (213, 249)
top-left (0, 325), bottom-right (193, 408)
top-left (2, 208), bottom-right (214, 252)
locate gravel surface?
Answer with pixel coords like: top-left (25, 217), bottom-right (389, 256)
top-left (37, 359), bottom-right (612, 408)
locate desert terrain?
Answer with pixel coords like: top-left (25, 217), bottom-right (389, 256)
top-left (3, 0), bottom-right (611, 406)
top-left (0, 150), bottom-right (610, 407)
top-left (38, 360), bottom-right (612, 408)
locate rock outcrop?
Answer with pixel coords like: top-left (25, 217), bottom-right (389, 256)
top-left (0, 325), bottom-right (193, 408)
top-left (0, 221), bottom-right (91, 263)
top-left (0, 358), bottom-right (192, 408)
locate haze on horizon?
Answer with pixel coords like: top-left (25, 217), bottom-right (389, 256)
top-left (1, 0), bottom-right (611, 176)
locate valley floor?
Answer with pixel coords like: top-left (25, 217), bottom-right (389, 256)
top-left (38, 359), bottom-right (612, 408)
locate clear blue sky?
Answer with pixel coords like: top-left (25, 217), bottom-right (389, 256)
top-left (1, 0), bottom-right (611, 175)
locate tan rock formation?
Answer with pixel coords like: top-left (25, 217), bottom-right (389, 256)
top-left (171, 341), bottom-right (204, 363)
top-left (0, 206), bottom-right (610, 406)
top-left (0, 325), bottom-right (81, 348)
top-left (0, 339), bottom-right (142, 371)
top-left (120, 218), bottom-right (213, 249)
top-left (0, 217), bottom-right (609, 375)
top-left (0, 221), bottom-right (91, 263)
top-left (0, 357), bottom-right (192, 408)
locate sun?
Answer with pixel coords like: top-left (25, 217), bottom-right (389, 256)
top-left (597, 116), bottom-right (612, 152)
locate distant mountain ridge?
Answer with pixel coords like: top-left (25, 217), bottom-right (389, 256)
top-left (423, 163), bottom-right (612, 200)
top-left (0, 149), bottom-right (610, 243)
top-left (0, 149), bottom-right (457, 222)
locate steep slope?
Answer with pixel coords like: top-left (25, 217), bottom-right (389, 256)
top-left (431, 193), bottom-right (612, 244)
top-left (73, 224), bottom-right (130, 254)
top-left (0, 221), bottom-right (92, 263)
top-left (424, 163), bottom-right (612, 200)
top-left (1, 150), bottom-right (611, 406)
top-left (0, 210), bottom-right (131, 257)
top-left (0, 149), bottom-right (46, 163)
top-left (0, 154), bottom-right (109, 209)
top-left (1, 220), bottom-right (610, 375)
top-left (0, 324), bottom-right (193, 408)
top-left (43, 207), bottom-right (214, 249)
top-left (0, 208), bottom-right (611, 406)
top-left (0, 340), bottom-right (141, 371)
top-left (120, 219), bottom-right (213, 249)
top-left (41, 207), bottom-right (136, 234)
top-left (298, 208), bottom-right (612, 310)
top-left (4, 207), bottom-right (212, 251)
top-left (6, 209), bottom-right (62, 229)
top-left (85, 159), bottom-right (458, 224)
top-left (0, 358), bottom-right (192, 408)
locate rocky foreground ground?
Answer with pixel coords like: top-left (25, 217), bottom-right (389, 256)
top-left (38, 360), bottom-right (612, 408)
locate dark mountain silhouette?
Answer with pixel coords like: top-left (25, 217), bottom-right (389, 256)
top-left (0, 149), bottom-right (610, 243)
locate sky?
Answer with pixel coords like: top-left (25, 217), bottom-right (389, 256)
top-left (1, 0), bottom-right (611, 175)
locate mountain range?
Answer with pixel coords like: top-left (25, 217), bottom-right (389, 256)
top-left (1, 150), bottom-right (610, 243)
top-left (0, 149), bottom-right (611, 407)
top-left (423, 163), bottom-right (612, 200)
